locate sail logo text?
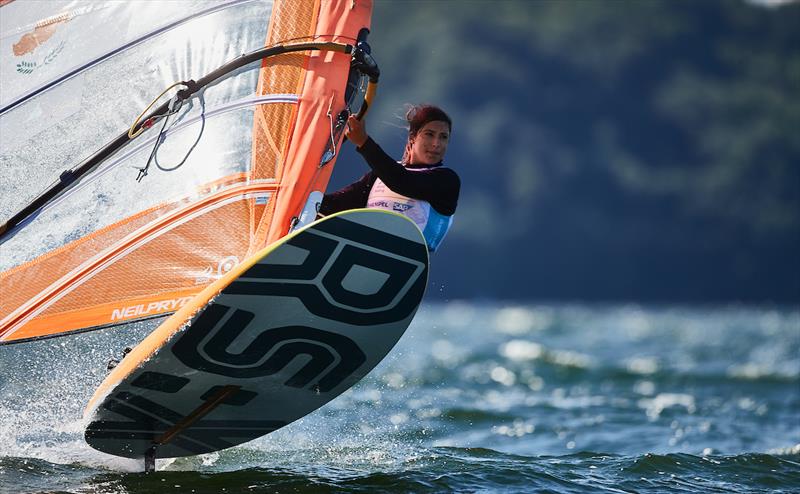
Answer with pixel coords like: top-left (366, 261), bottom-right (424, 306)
top-left (111, 297), bottom-right (193, 321)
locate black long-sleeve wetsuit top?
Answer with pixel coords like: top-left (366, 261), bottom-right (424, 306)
top-left (319, 137), bottom-right (460, 217)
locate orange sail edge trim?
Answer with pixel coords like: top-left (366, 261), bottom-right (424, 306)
top-left (0, 182), bottom-right (278, 343)
top-left (249, 0), bottom-right (321, 248)
top-left (0, 289), bottom-right (199, 344)
top-left (265, 0), bottom-right (374, 245)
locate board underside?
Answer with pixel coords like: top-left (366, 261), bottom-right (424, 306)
top-left (84, 210), bottom-right (428, 459)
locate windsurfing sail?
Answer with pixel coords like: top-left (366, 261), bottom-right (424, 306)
top-left (0, 0), bottom-right (377, 344)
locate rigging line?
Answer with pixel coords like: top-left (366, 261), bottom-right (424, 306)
top-left (0, 41), bottom-right (358, 242)
top-left (136, 100), bottom-right (177, 182)
top-left (152, 93), bottom-right (207, 176)
top-left (129, 81), bottom-right (189, 139)
top-left (0, 0), bottom-right (253, 115)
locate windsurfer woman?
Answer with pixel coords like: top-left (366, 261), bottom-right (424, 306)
top-left (319, 104), bottom-right (460, 252)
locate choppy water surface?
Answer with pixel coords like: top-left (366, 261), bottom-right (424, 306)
top-left (1, 303), bottom-right (798, 493)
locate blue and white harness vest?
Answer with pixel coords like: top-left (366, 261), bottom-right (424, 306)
top-left (367, 172), bottom-right (454, 252)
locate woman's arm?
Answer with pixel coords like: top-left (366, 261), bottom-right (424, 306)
top-left (318, 172), bottom-right (376, 216)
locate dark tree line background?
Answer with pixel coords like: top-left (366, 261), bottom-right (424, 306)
top-left (328, 0), bottom-right (800, 304)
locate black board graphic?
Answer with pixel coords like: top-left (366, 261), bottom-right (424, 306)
top-left (85, 210), bottom-right (428, 459)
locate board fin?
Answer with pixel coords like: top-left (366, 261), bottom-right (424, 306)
top-left (143, 385), bottom-right (240, 473)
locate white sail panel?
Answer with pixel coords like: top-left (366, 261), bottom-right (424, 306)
top-left (1, 0), bottom-right (273, 224)
top-left (0, 0), bottom-right (254, 109)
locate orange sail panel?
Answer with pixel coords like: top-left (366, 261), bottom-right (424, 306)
top-left (0, 0), bottom-right (373, 344)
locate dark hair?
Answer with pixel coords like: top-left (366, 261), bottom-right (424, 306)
top-left (403, 104), bottom-right (452, 163)
top-left (407, 104), bottom-right (452, 136)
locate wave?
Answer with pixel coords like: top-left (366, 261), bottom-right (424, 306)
top-left (2, 447), bottom-right (799, 494)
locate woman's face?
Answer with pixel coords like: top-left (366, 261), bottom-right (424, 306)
top-left (409, 120), bottom-right (450, 165)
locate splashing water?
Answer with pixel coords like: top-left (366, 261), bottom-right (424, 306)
top-left (0, 303), bottom-right (798, 493)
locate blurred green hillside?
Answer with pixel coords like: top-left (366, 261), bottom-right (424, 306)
top-left (329, 0), bottom-right (800, 303)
